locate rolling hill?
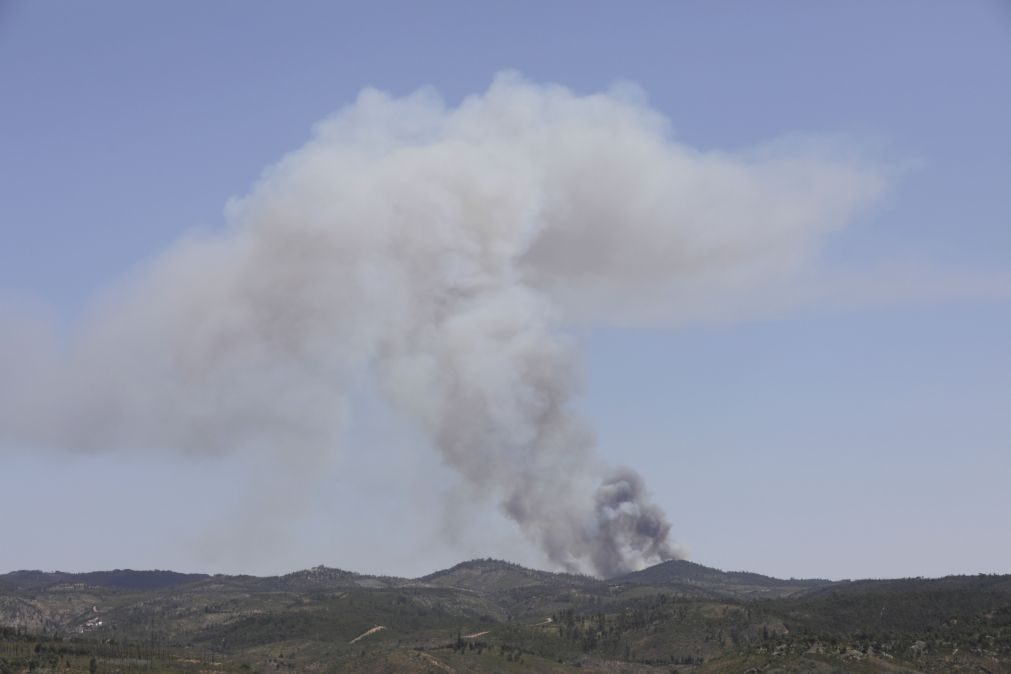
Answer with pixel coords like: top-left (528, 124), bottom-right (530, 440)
top-left (1, 559), bottom-right (1008, 673)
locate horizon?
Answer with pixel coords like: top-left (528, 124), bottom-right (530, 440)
top-left (2, 555), bottom-right (1004, 585)
top-left (1, 1), bottom-right (1010, 581)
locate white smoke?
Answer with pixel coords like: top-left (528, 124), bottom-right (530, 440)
top-left (0, 73), bottom-right (884, 576)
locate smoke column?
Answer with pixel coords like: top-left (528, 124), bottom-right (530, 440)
top-left (0, 74), bottom-right (883, 576)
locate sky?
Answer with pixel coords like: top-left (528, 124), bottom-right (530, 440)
top-left (0, 0), bottom-right (1009, 580)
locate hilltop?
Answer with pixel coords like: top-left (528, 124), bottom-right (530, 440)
top-left (1, 559), bottom-right (1008, 672)
top-left (614, 559), bottom-right (833, 599)
top-left (420, 558), bottom-right (595, 592)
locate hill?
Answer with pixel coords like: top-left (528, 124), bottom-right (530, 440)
top-left (420, 558), bottom-right (595, 592)
top-left (1, 560), bottom-right (1008, 673)
top-left (0, 569), bottom-right (209, 592)
top-left (614, 559), bottom-right (832, 599)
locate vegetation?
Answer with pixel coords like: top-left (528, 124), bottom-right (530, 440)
top-left (1, 561), bottom-right (1008, 672)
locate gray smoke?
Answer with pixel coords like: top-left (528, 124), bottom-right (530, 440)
top-left (0, 73), bottom-right (884, 576)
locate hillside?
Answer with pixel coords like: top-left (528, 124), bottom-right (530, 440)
top-left (1, 560), bottom-right (1008, 673)
top-left (614, 559), bottom-right (833, 599)
top-left (420, 558), bottom-right (595, 593)
top-left (0, 569), bottom-right (210, 592)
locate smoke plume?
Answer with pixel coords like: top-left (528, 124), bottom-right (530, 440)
top-left (0, 73), bottom-right (884, 576)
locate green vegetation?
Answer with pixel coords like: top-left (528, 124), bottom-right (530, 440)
top-left (1, 561), bottom-right (1008, 672)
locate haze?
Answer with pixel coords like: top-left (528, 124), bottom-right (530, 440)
top-left (0, 1), bottom-right (1009, 581)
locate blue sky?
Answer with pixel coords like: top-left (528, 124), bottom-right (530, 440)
top-left (0, 1), bottom-right (1009, 579)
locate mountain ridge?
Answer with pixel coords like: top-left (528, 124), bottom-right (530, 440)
top-left (0, 557), bottom-right (833, 595)
top-left (2, 556), bottom-right (992, 594)
top-left (1, 557), bottom-right (1008, 672)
